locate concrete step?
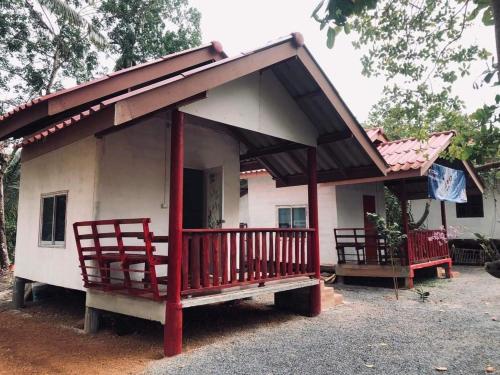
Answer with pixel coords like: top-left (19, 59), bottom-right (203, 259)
top-left (320, 281), bottom-right (343, 311)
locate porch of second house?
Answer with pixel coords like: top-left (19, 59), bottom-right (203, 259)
top-left (334, 228), bottom-right (453, 288)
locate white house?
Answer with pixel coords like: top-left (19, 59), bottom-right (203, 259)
top-left (240, 170), bottom-right (385, 266)
top-left (2, 34), bottom-right (390, 356)
top-left (240, 128), bottom-right (485, 287)
top-left (411, 187), bottom-right (499, 241)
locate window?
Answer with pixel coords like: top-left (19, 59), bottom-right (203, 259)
top-left (39, 192), bottom-right (67, 247)
top-left (456, 194), bottom-right (484, 218)
top-left (277, 206), bottom-right (307, 228)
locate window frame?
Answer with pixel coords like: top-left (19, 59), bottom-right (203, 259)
top-left (276, 205), bottom-right (308, 229)
top-left (38, 191), bottom-right (68, 248)
top-left (455, 194), bottom-right (484, 219)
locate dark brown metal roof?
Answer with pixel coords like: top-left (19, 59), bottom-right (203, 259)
top-left (13, 33), bottom-right (390, 187)
top-left (0, 42), bottom-right (226, 140)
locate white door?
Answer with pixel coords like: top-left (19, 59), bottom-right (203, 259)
top-left (205, 166), bottom-right (223, 228)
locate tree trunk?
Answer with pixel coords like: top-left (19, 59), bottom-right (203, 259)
top-left (493, 0), bottom-right (500, 80)
top-left (45, 48), bottom-right (60, 95)
top-left (0, 174), bottom-right (10, 271)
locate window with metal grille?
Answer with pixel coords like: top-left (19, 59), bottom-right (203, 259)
top-left (456, 194), bottom-right (484, 218)
top-left (39, 192), bottom-right (67, 247)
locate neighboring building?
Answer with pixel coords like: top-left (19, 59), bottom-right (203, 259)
top-left (241, 129), bottom-right (484, 287)
top-left (240, 170), bottom-right (385, 266)
top-left (411, 188), bottom-right (499, 241)
top-left (3, 34), bottom-right (391, 356)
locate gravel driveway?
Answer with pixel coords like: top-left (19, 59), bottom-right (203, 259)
top-left (145, 266), bottom-right (500, 375)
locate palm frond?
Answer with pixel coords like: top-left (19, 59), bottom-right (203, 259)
top-left (38, 0), bottom-right (107, 47)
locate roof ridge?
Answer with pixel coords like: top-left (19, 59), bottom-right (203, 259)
top-left (378, 130), bottom-right (455, 146)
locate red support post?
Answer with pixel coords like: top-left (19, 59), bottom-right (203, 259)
top-left (307, 147), bottom-right (321, 317)
top-left (164, 109), bottom-right (184, 357)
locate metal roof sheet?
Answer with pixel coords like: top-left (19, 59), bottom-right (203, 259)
top-left (14, 33), bottom-right (389, 187)
top-left (0, 42), bottom-right (225, 126)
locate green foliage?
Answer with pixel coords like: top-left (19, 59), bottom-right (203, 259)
top-left (474, 232), bottom-right (499, 260)
top-left (367, 212), bottom-right (406, 299)
top-left (313, 0), bottom-right (499, 173)
top-left (0, 0), bottom-right (105, 107)
top-left (414, 286), bottom-right (430, 302)
top-left (99, 0), bottom-right (202, 70)
top-left (384, 187), bottom-right (402, 231)
top-left (367, 212), bottom-right (406, 252)
top-left (367, 89), bottom-right (500, 166)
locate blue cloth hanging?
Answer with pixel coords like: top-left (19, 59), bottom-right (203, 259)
top-left (428, 163), bottom-right (467, 203)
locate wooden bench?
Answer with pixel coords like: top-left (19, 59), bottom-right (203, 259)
top-left (73, 218), bottom-right (168, 300)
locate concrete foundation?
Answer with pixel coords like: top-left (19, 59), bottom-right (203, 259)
top-left (84, 307), bottom-right (101, 334)
top-left (275, 281), bottom-right (342, 315)
top-left (12, 277), bottom-right (27, 309)
top-left (275, 285), bottom-right (314, 315)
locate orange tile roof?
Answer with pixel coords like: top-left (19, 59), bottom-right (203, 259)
top-left (19, 103), bottom-right (108, 147)
top-left (376, 131), bottom-right (455, 173)
top-left (365, 127), bottom-right (389, 143)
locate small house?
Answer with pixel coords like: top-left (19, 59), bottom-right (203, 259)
top-left (241, 128), bottom-right (485, 287)
top-left (3, 34), bottom-right (389, 356)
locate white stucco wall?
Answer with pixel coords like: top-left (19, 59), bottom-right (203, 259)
top-left (243, 174), bottom-right (340, 265)
top-left (335, 182), bottom-right (386, 228)
top-left (15, 114), bottom-right (241, 290)
top-left (410, 189), bottom-right (500, 239)
top-left (241, 175), bottom-right (385, 266)
top-left (15, 136), bottom-right (98, 290)
top-left (96, 116), bottom-right (240, 233)
top-left (181, 70), bottom-right (318, 146)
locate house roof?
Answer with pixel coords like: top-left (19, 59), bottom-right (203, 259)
top-left (365, 127), bottom-right (389, 143)
top-left (6, 33), bottom-right (390, 187)
top-left (377, 131), bottom-right (455, 174)
top-left (336, 129), bottom-right (484, 195)
top-left (0, 42), bottom-right (226, 140)
top-left (240, 128), bottom-right (484, 195)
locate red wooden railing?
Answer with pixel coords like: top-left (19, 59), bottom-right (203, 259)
top-left (74, 220), bottom-right (316, 300)
top-left (181, 228), bottom-right (315, 295)
top-left (407, 229), bottom-right (450, 264)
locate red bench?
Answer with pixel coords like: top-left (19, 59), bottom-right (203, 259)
top-left (73, 218), bottom-right (168, 300)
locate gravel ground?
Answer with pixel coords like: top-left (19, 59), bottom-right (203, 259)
top-left (145, 266), bottom-right (500, 375)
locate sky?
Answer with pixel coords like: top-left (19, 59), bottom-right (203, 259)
top-left (190, 0), bottom-right (497, 123)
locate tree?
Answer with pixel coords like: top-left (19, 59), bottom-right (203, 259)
top-left (0, 145), bottom-right (18, 270)
top-left (0, 0), bottom-right (105, 270)
top-left (312, 0), bottom-right (500, 166)
top-left (313, 0), bottom-right (499, 71)
top-left (99, 0), bottom-right (202, 70)
top-left (0, 0), bottom-right (105, 109)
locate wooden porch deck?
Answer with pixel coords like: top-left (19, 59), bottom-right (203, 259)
top-left (334, 228), bottom-right (453, 288)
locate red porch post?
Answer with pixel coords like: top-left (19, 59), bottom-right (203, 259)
top-left (164, 109), bottom-right (184, 356)
top-left (307, 147), bottom-right (321, 316)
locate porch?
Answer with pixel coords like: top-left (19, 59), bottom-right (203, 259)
top-left (71, 107), bottom-right (326, 357)
top-left (334, 227), bottom-right (452, 288)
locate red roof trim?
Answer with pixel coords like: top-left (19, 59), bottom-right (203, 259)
top-left (0, 42), bottom-right (225, 123)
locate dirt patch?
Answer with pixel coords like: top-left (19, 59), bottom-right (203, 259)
top-left (0, 272), bottom-right (298, 374)
top-left (0, 309), bottom-right (163, 375)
